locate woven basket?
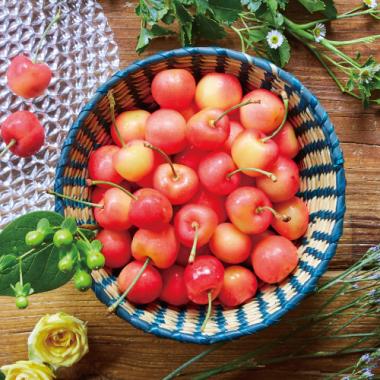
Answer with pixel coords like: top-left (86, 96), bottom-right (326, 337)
top-left (54, 47), bottom-right (346, 344)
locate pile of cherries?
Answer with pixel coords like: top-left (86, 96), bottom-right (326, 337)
top-left (78, 69), bottom-right (309, 328)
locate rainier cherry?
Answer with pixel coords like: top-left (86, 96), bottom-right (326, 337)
top-left (160, 265), bottom-right (189, 306)
top-left (223, 120), bottom-right (244, 153)
top-left (256, 156), bottom-right (300, 202)
top-left (179, 101), bottom-right (199, 121)
top-left (96, 229), bottom-right (131, 268)
top-left (198, 151), bottom-right (241, 196)
top-left (131, 225), bottom-right (179, 269)
top-left (174, 146), bottom-right (207, 171)
top-left (272, 121), bottom-right (300, 159)
top-left (111, 109), bottom-right (150, 146)
top-left (218, 266), bottom-right (258, 307)
top-left (252, 235), bottom-right (299, 284)
top-left (195, 73), bottom-right (242, 110)
top-left (88, 145), bottom-right (123, 186)
top-left (151, 69), bottom-right (196, 110)
top-left (191, 189), bottom-right (227, 223)
top-left (271, 196), bottom-right (309, 240)
top-left (210, 223), bottom-right (251, 264)
top-left (0, 111), bottom-right (44, 158)
top-left (116, 261), bottom-right (163, 304)
top-left (176, 245), bottom-right (209, 266)
top-left (240, 89), bottom-right (285, 134)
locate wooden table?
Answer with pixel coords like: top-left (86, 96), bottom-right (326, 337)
top-left (1, 1), bottom-right (379, 379)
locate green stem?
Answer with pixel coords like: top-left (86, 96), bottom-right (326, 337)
top-left (328, 35), bottom-right (380, 46)
top-left (107, 91), bottom-right (125, 148)
top-left (261, 91), bottom-right (289, 142)
top-left (227, 167), bottom-right (277, 182)
top-left (108, 257), bottom-right (151, 313)
top-left (19, 259), bottom-right (23, 286)
top-left (212, 99), bottom-right (258, 125)
top-left (33, 9), bottom-right (61, 63)
top-left (200, 291), bottom-right (212, 332)
top-left (188, 222), bottom-right (199, 264)
top-left (143, 143), bottom-right (178, 179)
top-left (0, 139), bottom-right (16, 158)
top-left (18, 243), bottom-right (54, 261)
top-left (256, 206), bottom-right (291, 222)
top-left (86, 179), bottom-right (137, 200)
top-left (231, 25), bottom-right (246, 53)
top-left (77, 229), bottom-right (91, 245)
top-left (162, 342), bottom-right (226, 380)
top-left (47, 189), bottom-right (103, 209)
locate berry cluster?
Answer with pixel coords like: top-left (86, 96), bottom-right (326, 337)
top-left (75, 68), bottom-right (309, 329)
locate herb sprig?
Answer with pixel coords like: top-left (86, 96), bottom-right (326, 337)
top-left (135, 0), bottom-right (380, 107)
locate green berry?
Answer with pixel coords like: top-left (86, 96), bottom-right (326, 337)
top-left (86, 250), bottom-right (105, 270)
top-left (25, 230), bottom-right (45, 247)
top-left (73, 270), bottom-right (92, 292)
top-left (58, 255), bottom-right (74, 272)
top-left (16, 296), bottom-right (29, 309)
top-left (53, 229), bottom-right (73, 248)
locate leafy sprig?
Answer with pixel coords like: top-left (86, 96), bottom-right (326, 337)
top-left (135, 0), bottom-right (380, 107)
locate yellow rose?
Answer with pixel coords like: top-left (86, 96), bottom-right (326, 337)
top-left (1, 360), bottom-right (55, 380)
top-left (28, 312), bottom-right (88, 369)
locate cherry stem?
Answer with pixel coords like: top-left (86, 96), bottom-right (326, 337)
top-left (200, 291), bottom-right (212, 332)
top-left (188, 222), bottom-right (200, 264)
top-left (108, 257), bottom-right (151, 313)
top-left (86, 179), bottom-right (137, 201)
top-left (226, 167), bottom-right (277, 182)
top-left (144, 142), bottom-right (178, 179)
top-left (33, 8), bottom-right (61, 63)
top-left (0, 139), bottom-right (16, 158)
top-left (212, 99), bottom-right (260, 125)
top-left (256, 206), bottom-right (291, 222)
top-left (46, 189), bottom-right (103, 209)
top-left (261, 91), bottom-right (289, 143)
top-left (107, 90), bottom-right (126, 148)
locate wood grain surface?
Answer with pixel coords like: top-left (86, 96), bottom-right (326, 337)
top-left (1, 1), bottom-right (379, 379)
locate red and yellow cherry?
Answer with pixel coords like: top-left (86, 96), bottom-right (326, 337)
top-left (111, 109), bottom-right (150, 146)
top-left (129, 188), bottom-right (173, 230)
top-left (113, 139), bottom-right (154, 182)
top-left (186, 108), bottom-right (230, 151)
top-left (0, 111), bottom-right (44, 158)
top-left (226, 187), bottom-right (274, 234)
top-left (231, 129), bottom-right (279, 177)
top-left (210, 223), bottom-right (251, 264)
top-left (191, 189), bottom-right (227, 223)
top-left (176, 245), bottom-right (210, 266)
top-left (131, 225), bottom-right (179, 269)
top-left (136, 151), bottom-right (165, 188)
top-left (256, 156), bottom-right (300, 202)
top-left (218, 266), bottom-right (258, 307)
top-left (272, 121), bottom-right (300, 159)
top-left (195, 73), bottom-right (242, 110)
top-left (93, 188), bottom-right (132, 230)
top-left (91, 181), bottom-right (130, 203)
top-left (151, 69), bottom-right (196, 110)
top-left (145, 109), bottom-right (187, 154)
top-left (240, 89), bottom-right (285, 134)
top-left (96, 229), bottom-right (131, 268)
top-left (7, 55), bottom-right (52, 98)
top-left (223, 120), bottom-right (244, 153)
top-left (179, 101), bottom-right (199, 121)
top-left (184, 255), bottom-right (224, 305)
top-left (271, 197), bottom-right (309, 240)
top-left (153, 163), bottom-right (199, 205)
top-left (174, 204), bottom-right (218, 252)
top-left (88, 145), bottom-right (123, 186)
top-left (245, 229), bottom-right (276, 266)
top-left (117, 260), bottom-right (163, 304)
top-left (174, 146), bottom-right (207, 171)
top-left (198, 151), bottom-right (241, 195)
top-left (160, 265), bottom-right (189, 306)
top-left (251, 235), bottom-right (299, 284)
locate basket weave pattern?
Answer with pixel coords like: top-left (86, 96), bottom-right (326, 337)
top-left (55, 47), bottom-right (346, 344)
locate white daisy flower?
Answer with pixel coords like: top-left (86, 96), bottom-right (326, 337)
top-left (266, 30), bottom-right (284, 50)
top-left (363, 0), bottom-right (378, 9)
top-left (313, 23), bottom-right (326, 43)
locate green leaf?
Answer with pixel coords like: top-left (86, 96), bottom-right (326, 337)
top-left (247, 27), bottom-right (269, 43)
top-left (76, 239), bottom-right (90, 253)
top-left (194, 0), bottom-right (210, 14)
top-left (209, 0), bottom-right (242, 25)
top-left (241, 0), bottom-right (263, 12)
top-left (194, 14), bottom-right (227, 40)
top-left (135, 0), bottom-right (169, 24)
top-left (0, 255), bottom-right (17, 274)
top-left (297, 0), bottom-right (325, 13)
top-left (323, 0), bottom-right (337, 19)
top-left (0, 211), bottom-right (73, 296)
top-left (61, 217), bottom-right (77, 234)
top-left (136, 25), bottom-right (175, 53)
top-left (266, 36), bottom-right (291, 67)
top-left (174, 0), bottom-right (194, 45)
top-left (91, 240), bottom-right (103, 251)
top-left (0, 370), bottom-right (5, 380)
